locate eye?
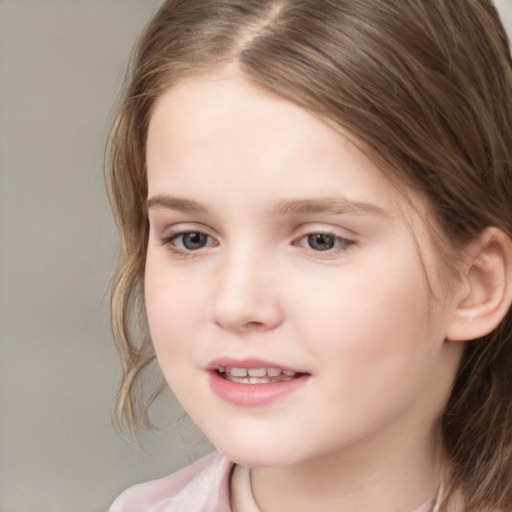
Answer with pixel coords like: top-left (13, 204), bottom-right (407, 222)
top-left (306, 233), bottom-right (336, 251)
top-left (297, 232), bottom-right (354, 252)
top-left (167, 231), bottom-right (215, 251)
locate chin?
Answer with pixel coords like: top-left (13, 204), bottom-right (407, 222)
top-left (209, 433), bottom-right (308, 468)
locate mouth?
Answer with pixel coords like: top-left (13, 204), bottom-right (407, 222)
top-left (207, 358), bottom-right (309, 405)
top-left (216, 366), bottom-right (301, 384)
top-left (209, 363), bottom-right (309, 406)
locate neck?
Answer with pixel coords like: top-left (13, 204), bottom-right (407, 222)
top-left (250, 421), bottom-right (445, 512)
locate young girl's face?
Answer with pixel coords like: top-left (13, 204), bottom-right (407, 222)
top-left (144, 70), bottom-right (464, 469)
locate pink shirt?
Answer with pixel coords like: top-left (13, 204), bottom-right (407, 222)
top-left (109, 451), bottom-right (435, 512)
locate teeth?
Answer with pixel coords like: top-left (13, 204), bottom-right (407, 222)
top-left (247, 368), bottom-right (266, 377)
top-left (218, 366), bottom-right (300, 383)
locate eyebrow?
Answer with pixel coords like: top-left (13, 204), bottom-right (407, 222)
top-left (275, 198), bottom-right (388, 217)
top-left (147, 195), bottom-right (208, 214)
top-left (146, 195), bottom-right (388, 217)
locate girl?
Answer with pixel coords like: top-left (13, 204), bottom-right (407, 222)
top-left (106, 1), bottom-right (512, 511)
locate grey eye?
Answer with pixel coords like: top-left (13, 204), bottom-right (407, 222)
top-left (177, 232), bottom-right (209, 250)
top-left (306, 233), bottom-right (337, 251)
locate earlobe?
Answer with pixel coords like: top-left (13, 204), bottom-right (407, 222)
top-left (446, 227), bottom-right (512, 342)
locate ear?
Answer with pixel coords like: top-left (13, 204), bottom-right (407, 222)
top-left (446, 227), bottom-right (512, 342)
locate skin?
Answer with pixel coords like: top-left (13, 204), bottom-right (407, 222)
top-left (144, 69), bottom-right (465, 512)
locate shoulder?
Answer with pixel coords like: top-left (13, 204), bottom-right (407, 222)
top-left (109, 450), bottom-right (234, 512)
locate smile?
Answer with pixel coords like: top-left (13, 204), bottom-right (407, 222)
top-left (217, 367), bottom-right (298, 384)
top-left (209, 360), bottom-right (309, 406)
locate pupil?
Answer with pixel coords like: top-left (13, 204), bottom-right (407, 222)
top-left (183, 232), bottom-right (206, 250)
top-left (308, 233), bottom-right (334, 251)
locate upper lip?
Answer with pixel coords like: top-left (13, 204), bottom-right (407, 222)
top-left (206, 357), bottom-right (306, 374)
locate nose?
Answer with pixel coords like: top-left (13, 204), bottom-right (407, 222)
top-left (207, 248), bottom-right (284, 334)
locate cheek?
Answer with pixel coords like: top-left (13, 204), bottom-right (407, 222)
top-left (144, 253), bottom-right (204, 363)
top-left (296, 249), bottom-right (440, 394)
top-left (300, 257), bottom-right (430, 347)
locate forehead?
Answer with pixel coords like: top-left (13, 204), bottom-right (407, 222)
top-left (147, 71), bottom-right (394, 204)
top-left (148, 71), bottom-right (340, 169)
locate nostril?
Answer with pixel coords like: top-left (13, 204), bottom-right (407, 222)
top-left (244, 321), bottom-right (267, 331)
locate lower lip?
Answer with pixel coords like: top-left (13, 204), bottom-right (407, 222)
top-left (209, 371), bottom-right (309, 406)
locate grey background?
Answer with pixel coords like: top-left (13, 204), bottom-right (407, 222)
top-left (1, 1), bottom-right (511, 511)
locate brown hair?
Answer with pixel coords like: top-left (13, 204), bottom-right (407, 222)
top-left (106, 1), bottom-right (512, 509)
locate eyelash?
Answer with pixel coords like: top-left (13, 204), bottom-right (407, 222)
top-left (294, 232), bottom-right (355, 256)
top-left (161, 231), bottom-right (217, 256)
top-left (159, 230), bottom-right (355, 258)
